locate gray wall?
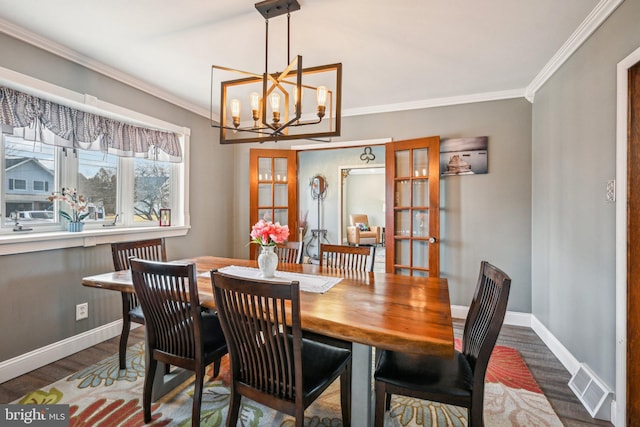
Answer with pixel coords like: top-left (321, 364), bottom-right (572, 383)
top-left (233, 98), bottom-right (533, 313)
top-left (0, 32), bottom-right (234, 361)
top-left (531, 0), bottom-right (640, 389)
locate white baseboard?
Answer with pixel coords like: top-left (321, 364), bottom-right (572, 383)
top-left (530, 315), bottom-right (581, 375)
top-left (0, 320), bottom-right (125, 384)
top-left (452, 306), bottom-right (580, 375)
top-left (450, 305), bottom-right (532, 328)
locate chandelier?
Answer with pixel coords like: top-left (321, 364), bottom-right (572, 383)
top-left (210, 0), bottom-right (342, 144)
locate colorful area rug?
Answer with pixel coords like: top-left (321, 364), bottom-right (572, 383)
top-left (16, 340), bottom-right (563, 426)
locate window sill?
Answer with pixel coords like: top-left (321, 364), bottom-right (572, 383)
top-left (0, 225), bottom-right (190, 255)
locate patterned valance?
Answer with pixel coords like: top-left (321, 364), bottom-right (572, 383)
top-left (0, 87), bottom-right (182, 162)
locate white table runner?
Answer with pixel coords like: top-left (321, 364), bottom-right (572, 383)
top-left (215, 265), bottom-right (342, 294)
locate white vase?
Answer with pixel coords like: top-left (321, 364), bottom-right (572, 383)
top-left (258, 245), bottom-right (278, 278)
top-left (67, 222), bottom-right (84, 232)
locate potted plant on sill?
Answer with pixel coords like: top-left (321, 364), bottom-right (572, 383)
top-left (48, 188), bottom-right (91, 232)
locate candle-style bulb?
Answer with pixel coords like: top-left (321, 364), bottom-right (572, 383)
top-left (250, 92), bottom-right (260, 123)
top-left (270, 92), bottom-right (281, 124)
top-left (231, 99), bottom-right (241, 128)
top-left (316, 86), bottom-right (328, 119)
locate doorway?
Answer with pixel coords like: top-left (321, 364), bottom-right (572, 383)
top-left (338, 165), bottom-right (385, 245)
top-left (615, 46), bottom-right (640, 426)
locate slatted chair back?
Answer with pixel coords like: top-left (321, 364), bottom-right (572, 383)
top-left (319, 244), bottom-right (375, 272)
top-left (211, 270), bottom-right (353, 426)
top-left (461, 261), bottom-right (511, 388)
top-left (111, 238), bottom-right (167, 271)
top-left (110, 238), bottom-right (167, 370)
top-left (275, 240), bottom-right (304, 264)
top-left (212, 271), bottom-right (303, 409)
top-left (130, 259), bottom-right (203, 363)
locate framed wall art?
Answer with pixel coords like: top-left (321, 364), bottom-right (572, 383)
top-left (440, 136), bottom-right (488, 176)
top-left (159, 208), bottom-right (171, 227)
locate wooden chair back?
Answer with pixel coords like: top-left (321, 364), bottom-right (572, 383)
top-left (130, 258), bottom-right (204, 364)
top-left (461, 261), bottom-right (511, 408)
top-left (319, 244), bottom-right (375, 272)
top-left (110, 238), bottom-right (167, 370)
top-left (111, 238), bottom-right (167, 271)
top-left (211, 271), bottom-right (303, 409)
top-left (275, 240), bottom-right (304, 264)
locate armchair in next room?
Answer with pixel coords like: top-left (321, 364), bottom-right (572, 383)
top-left (347, 214), bottom-right (381, 246)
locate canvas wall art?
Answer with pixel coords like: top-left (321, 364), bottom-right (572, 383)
top-left (440, 136), bottom-right (488, 176)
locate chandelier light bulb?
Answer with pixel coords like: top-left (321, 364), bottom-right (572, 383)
top-left (250, 92), bottom-right (260, 111)
top-left (231, 99), bottom-right (241, 128)
top-left (270, 93), bottom-right (281, 112)
top-left (316, 86), bottom-right (328, 107)
top-left (270, 92), bottom-right (281, 124)
top-left (250, 92), bottom-right (260, 122)
top-left (316, 86), bottom-right (328, 119)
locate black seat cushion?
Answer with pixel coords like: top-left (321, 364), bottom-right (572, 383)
top-left (375, 349), bottom-right (473, 399)
top-left (128, 305), bottom-right (145, 323)
top-left (201, 311), bottom-right (227, 354)
top-left (300, 337), bottom-right (351, 398)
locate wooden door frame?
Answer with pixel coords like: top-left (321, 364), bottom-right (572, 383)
top-left (249, 149), bottom-right (298, 260)
top-left (615, 45), bottom-right (640, 426)
top-left (385, 136), bottom-right (440, 277)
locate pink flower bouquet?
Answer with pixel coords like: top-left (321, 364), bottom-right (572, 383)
top-left (250, 219), bottom-right (290, 246)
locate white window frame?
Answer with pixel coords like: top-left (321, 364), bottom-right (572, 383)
top-left (0, 66), bottom-right (191, 255)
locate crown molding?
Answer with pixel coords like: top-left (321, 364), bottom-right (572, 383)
top-left (342, 88), bottom-right (527, 117)
top-left (525, 0), bottom-right (624, 102)
top-left (0, 17), bottom-right (209, 118)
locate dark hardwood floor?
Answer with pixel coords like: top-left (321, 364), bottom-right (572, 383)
top-left (0, 322), bottom-right (612, 426)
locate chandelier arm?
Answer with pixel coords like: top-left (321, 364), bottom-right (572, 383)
top-left (211, 123), bottom-right (282, 136)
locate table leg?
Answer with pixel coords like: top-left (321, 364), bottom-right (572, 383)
top-left (351, 343), bottom-right (374, 427)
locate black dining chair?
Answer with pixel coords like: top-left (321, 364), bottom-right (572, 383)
top-left (131, 258), bottom-right (228, 427)
top-left (211, 270), bottom-right (352, 427)
top-left (319, 243), bottom-right (375, 272)
top-left (111, 238), bottom-right (167, 370)
top-left (374, 261), bottom-right (511, 427)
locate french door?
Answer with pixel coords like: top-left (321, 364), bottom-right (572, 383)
top-left (385, 137), bottom-right (440, 277)
top-left (249, 149), bottom-right (298, 260)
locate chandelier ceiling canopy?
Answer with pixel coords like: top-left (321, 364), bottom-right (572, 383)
top-left (211, 0), bottom-right (342, 144)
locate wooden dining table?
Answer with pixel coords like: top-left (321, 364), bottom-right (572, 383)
top-left (82, 256), bottom-right (454, 427)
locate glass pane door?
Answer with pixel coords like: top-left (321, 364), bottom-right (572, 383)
top-left (385, 137), bottom-right (440, 276)
top-left (250, 149), bottom-right (297, 259)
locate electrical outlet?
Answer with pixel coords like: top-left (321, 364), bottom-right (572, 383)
top-left (76, 302), bottom-right (88, 321)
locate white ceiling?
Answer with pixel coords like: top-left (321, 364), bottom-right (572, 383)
top-left (0, 0), bottom-right (613, 119)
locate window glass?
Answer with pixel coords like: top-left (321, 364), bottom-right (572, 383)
top-left (77, 150), bottom-right (118, 223)
top-left (3, 134), bottom-right (55, 227)
top-left (133, 158), bottom-right (172, 223)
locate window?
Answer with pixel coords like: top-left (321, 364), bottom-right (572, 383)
top-left (33, 180), bottom-right (49, 192)
top-left (1, 127), bottom-right (185, 232)
top-left (8, 178), bottom-right (27, 191)
top-left (0, 66), bottom-right (190, 254)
